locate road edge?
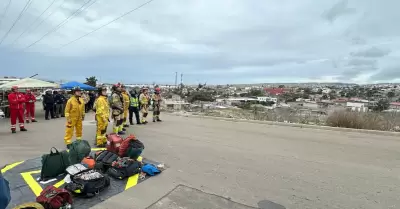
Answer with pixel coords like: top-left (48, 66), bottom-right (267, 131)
top-left (167, 112), bottom-right (400, 137)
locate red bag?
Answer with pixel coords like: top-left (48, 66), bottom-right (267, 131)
top-left (36, 185), bottom-right (73, 209)
top-left (118, 134), bottom-right (136, 157)
top-left (106, 133), bottom-right (123, 154)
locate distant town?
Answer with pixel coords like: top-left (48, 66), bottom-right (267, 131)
top-left (1, 76), bottom-right (400, 132)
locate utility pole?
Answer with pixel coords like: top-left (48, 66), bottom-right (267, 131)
top-left (175, 72), bottom-right (178, 87)
top-left (180, 73), bottom-right (183, 95)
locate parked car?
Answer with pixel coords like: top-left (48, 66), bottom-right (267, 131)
top-left (0, 109), bottom-right (5, 119)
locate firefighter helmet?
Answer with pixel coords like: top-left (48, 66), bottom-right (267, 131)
top-left (98, 86), bottom-right (107, 94)
top-left (71, 86), bottom-right (82, 92)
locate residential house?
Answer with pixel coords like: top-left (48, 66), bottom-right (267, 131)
top-left (389, 102), bottom-right (400, 110)
top-left (346, 101), bottom-right (368, 112)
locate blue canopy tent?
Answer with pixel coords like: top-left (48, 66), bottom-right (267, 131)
top-left (60, 81), bottom-right (96, 91)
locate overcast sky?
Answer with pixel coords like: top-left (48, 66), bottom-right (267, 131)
top-left (0, 0), bottom-right (398, 84)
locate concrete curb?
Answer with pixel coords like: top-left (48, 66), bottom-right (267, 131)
top-left (167, 112), bottom-right (400, 137)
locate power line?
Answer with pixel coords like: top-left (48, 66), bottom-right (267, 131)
top-left (11, 0), bottom-right (57, 45)
top-left (59, 0), bottom-right (155, 49)
top-left (0, 0), bottom-right (32, 46)
top-left (29, 0), bottom-right (65, 35)
top-left (0, 0), bottom-right (12, 29)
top-left (25, 0), bottom-right (96, 49)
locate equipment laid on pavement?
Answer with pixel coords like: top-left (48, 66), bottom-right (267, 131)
top-left (68, 140), bottom-right (91, 164)
top-left (106, 133), bottom-right (123, 154)
top-left (40, 148), bottom-right (70, 181)
top-left (118, 134), bottom-right (144, 159)
top-left (36, 185), bottom-right (73, 209)
top-left (107, 158), bottom-right (142, 180)
top-left (94, 150), bottom-right (119, 172)
top-left (64, 169), bottom-right (110, 198)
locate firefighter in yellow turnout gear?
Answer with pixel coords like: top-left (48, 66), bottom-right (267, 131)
top-left (64, 87), bottom-right (85, 148)
top-left (139, 87), bottom-right (150, 124)
top-left (110, 84), bottom-right (125, 135)
top-left (152, 87), bottom-right (163, 122)
top-left (121, 85), bottom-right (130, 128)
top-left (94, 86), bottom-right (109, 147)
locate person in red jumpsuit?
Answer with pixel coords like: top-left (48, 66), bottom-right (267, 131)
top-left (24, 89), bottom-right (37, 123)
top-left (8, 86), bottom-right (28, 133)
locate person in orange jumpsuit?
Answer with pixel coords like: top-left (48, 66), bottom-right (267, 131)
top-left (8, 86), bottom-right (28, 133)
top-left (24, 89), bottom-right (37, 123)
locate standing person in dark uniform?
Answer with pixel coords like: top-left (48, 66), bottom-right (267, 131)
top-left (43, 90), bottom-right (55, 120)
top-left (61, 90), bottom-right (69, 117)
top-left (129, 89), bottom-right (141, 125)
top-left (88, 92), bottom-right (96, 111)
top-left (54, 91), bottom-right (64, 118)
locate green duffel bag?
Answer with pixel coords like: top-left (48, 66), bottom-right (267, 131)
top-left (40, 147), bottom-right (70, 181)
top-left (69, 140), bottom-right (91, 164)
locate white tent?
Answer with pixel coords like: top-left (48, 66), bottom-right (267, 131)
top-left (0, 78), bottom-right (59, 90)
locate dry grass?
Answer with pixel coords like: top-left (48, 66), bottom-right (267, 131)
top-left (326, 110), bottom-right (400, 131)
top-left (167, 106), bottom-right (400, 132)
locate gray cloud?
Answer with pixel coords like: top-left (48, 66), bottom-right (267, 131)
top-left (0, 0), bottom-right (399, 84)
top-left (350, 46), bottom-right (391, 58)
top-left (370, 66), bottom-right (400, 81)
top-left (323, 0), bottom-right (357, 22)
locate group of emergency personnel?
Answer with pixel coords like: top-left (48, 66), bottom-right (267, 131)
top-left (62, 83), bottom-right (163, 148)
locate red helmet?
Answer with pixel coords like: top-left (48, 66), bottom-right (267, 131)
top-left (155, 87), bottom-right (161, 92)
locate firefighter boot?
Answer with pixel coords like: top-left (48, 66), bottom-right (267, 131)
top-left (26, 120), bottom-right (30, 123)
top-left (32, 119), bottom-right (37, 122)
top-left (11, 129), bottom-right (16, 134)
top-left (20, 127), bottom-right (27, 131)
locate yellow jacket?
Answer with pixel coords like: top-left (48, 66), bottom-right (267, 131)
top-left (139, 93), bottom-right (149, 106)
top-left (95, 96), bottom-right (110, 121)
top-left (122, 92), bottom-right (130, 111)
top-left (65, 96), bottom-right (85, 119)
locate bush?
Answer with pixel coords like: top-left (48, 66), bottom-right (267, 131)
top-left (325, 110), bottom-right (398, 131)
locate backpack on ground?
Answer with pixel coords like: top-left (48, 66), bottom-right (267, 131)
top-left (64, 170), bottom-right (110, 197)
top-left (40, 147), bottom-right (70, 181)
top-left (12, 202), bottom-right (44, 209)
top-left (36, 185), bottom-right (73, 209)
top-left (69, 140), bottom-right (91, 164)
top-left (107, 158), bottom-right (142, 179)
top-left (106, 133), bottom-right (123, 154)
top-left (118, 135), bottom-right (144, 159)
top-left (95, 150), bottom-right (119, 172)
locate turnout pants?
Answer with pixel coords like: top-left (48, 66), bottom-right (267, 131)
top-left (25, 103), bottom-right (35, 121)
top-left (153, 105), bottom-right (161, 121)
top-left (96, 115), bottom-right (108, 146)
top-left (123, 109), bottom-right (128, 125)
top-left (113, 114), bottom-right (122, 134)
top-left (140, 105), bottom-right (148, 123)
top-left (64, 117), bottom-right (83, 145)
top-left (10, 108), bottom-right (24, 131)
top-left (129, 106), bottom-right (140, 124)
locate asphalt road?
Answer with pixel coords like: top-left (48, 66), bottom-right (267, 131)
top-left (0, 105), bottom-right (399, 209)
